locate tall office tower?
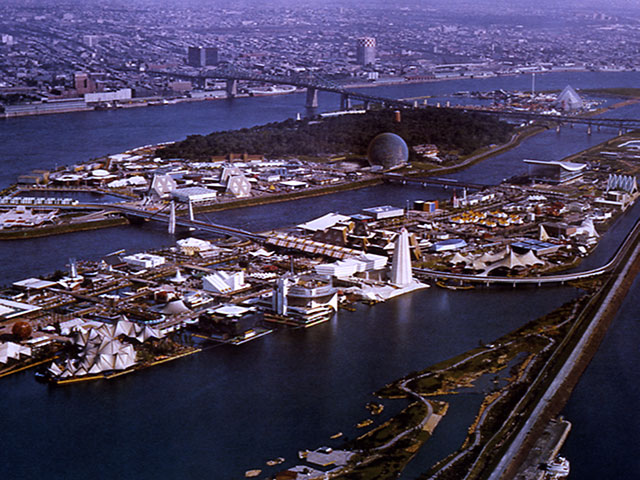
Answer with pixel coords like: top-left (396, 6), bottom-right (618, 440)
top-left (187, 46), bottom-right (204, 67)
top-left (356, 37), bottom-right (376, 66)
top-left (204, 47), bottom-right (219, 66)
top-left (188, 46), bottom-right (219, 67)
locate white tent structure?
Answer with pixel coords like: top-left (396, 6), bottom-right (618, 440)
top-left (574, 217), bottom-right (599, 238)
top-left (540, 224), bottom-right (550, 242)
top-left (471, 258), bottom-right (488, 271)
top-left (448, 252), bottom-right (470, 265)
top-left (484, 250), bottom-right (526, 275)
top-left (479, 249), bottom-right (508, 264)
top-left (518, 251), bottom-right (545, 266)
top-left (161, 300), bottom-right (190, 316)
top-left (49, 317), bottom-right (167, 379)
top-left (170, 269), bottom-right (186, 283)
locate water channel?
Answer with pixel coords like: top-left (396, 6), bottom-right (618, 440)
top-left (0, 72), bottom-right (639, 479)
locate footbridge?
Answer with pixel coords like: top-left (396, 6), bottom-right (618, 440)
top-left (104, 204), bottom-right (364, 259)
top-left (107, 204), bottom-right (266, 242)
top-left (158, 66), bottom-right (413, 109)
top-left (382, 173), bottom-right (486, 190)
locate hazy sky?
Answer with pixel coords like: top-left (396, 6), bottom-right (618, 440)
top-left (6, 0), bottom-right (640, 8)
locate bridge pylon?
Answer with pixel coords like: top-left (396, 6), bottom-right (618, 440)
top-left (226, 79), bottom-right (237, 98)
top-left (306, 87), bottom-right (319, 108)
top-left (340, 93), bottom-right (351, 110)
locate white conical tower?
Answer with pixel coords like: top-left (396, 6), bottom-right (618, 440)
top-left (390, 229), bottom-right (413, 286)
top-left (168, 201), bottom-right (176, 235)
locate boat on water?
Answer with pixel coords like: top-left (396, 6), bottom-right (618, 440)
top-left (248, 85), bottom-right (297, 96)
top-left (544, 456), bottom-right (570, 479)
top-left (356, 419), bottom-right (373, 428)
top-left (435, 280), bottom-right (475, 290)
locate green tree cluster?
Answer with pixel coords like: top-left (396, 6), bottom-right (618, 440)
top-left (158, 109), bottom-right (514, 160)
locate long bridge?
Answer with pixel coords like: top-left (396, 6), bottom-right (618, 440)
top-left (155, 66), bottom-right (413, 109)
top-left (458, 107), bottom-right (640, 133)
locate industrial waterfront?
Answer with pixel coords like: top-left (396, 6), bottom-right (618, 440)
top-left (1, 71), bottom-right (640, 479)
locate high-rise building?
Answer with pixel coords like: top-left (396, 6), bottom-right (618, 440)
top-left (204, 47), bottom-right (219, 66)
top-left (356, 37), bottom-right (376, 66)
top-left (187, 46), bottom-right (219, 67)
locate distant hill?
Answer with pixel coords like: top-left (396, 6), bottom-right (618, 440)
top-left (157, 108), bottom-right (514, 160)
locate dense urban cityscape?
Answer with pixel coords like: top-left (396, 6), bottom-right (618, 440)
top-left (2, 1), bottom-right (640, 110)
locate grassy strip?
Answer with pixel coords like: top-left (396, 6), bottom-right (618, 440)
top-left (582, 87), bottom-right (640, 98)
top-left (335, 401), bottom-right (436, 480)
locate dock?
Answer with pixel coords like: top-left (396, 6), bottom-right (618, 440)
top-left (513, 417), bottom-right (571, 480)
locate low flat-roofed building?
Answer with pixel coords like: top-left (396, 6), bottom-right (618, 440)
top-left (12, 278), bottom-right (57, 291)
top-left (123, 253), bottom-right (166, 269)
top-left (524, 159), bottom-right (587, 184)
top-left (173, 186), bottom-right (217, 203)
top-left (0, 298), bottom-right (41, 320)
top-left (362, 205), bottom-right (404, 220)
top-left (510, 239), bottom-right (560, 255)
top-left (432, 238), bottom-right (467, 252)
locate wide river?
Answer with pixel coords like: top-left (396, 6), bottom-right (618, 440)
top-left (1, 72), bottom-right (639, 479)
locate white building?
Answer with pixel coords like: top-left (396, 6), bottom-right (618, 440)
top-left (84, 89), bottom-right (132, 104)
top-left (362, 205), bottom-right (404, 220)
top-left (203, 271), bottom-right (247, 294)
top-left (123, 253), bottom-right (166, 269)
top-left (173, 186), bottom-right (217, 203)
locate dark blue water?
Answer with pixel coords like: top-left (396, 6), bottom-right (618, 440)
top-left (0, 287), bottom-right (578, 480)
top-left (561, 275), bottom-right (640, 478)
top-left (1, 71), bottom-right (640, 479)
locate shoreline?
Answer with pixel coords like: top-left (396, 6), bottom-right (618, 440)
top-left (1, 68), bottom-right (630, 121)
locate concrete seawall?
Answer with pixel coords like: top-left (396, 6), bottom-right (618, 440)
top-left (490, 223), bottom-right (640, 479)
